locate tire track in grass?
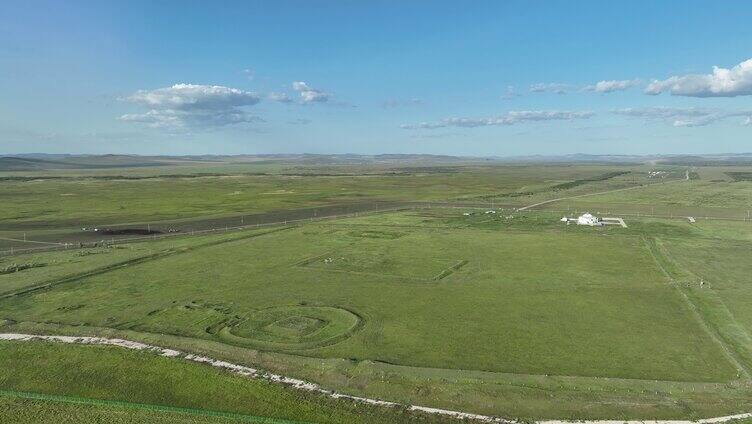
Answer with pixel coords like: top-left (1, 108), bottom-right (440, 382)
top-left (517, 178), bottom-right (687, 212)
top-left (652, 239), bottom-right (752, 377)
top-left (0, 333), bottom-right (513, 423)
top-left (0, 389), bottom-right (309, 423)
top-left (3, 333), bottom-right (752, 424)
top-left (643, 237), bottom-right (751, 379)
top-left (0, 226), bottom-right (292, 301)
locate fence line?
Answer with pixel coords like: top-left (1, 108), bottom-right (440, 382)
top-left (0, 205), bottom-right (412, 257)
top-left (3, 202), bottom-right (750, 258)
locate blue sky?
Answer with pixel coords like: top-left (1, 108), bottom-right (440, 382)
top-left (1, 0), bottom-right (752, 156)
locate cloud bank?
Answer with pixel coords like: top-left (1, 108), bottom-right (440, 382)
top-left (584, 79), bottom-right (640, 93)
top-left (612, 107), bottom-right (752, 127)
top-left (401, 110), bottom-right (594, 129)
top-left (268, 92), bottom-right (293, 103)
top-left (292, 81), bottom-right (329, 103)
top-left (645, 58), bottom-right (752, 97)
top-left (119, 84), bottom-right (261, 129)
top-left (529, 83), bottom-right (571, 94)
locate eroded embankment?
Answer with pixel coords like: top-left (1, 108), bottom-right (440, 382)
top-left (0, 333), bottom-right (511, 423)
top-left (1, 333), bottom-right (752, 424)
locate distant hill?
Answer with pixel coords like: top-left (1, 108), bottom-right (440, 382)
top-left (0, 155), bottom-right (179, 171)
top-left (656, 154), bottom-right (752, 166)
top-left (4, 152), bottom-right (752, 171)
top-left (0, 157), bottom-right (83, 171)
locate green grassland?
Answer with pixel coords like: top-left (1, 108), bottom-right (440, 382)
top-left (3, 205), bottom-right (752, 420)
top-left (0, 215), bottom-right (735, 381)
top-left (0, 341), bottom-right (456, 424)
top-left (667, 239), bottom-right (752, 334)
top-left (0, 161), bottom-right (680, 255)
top-left (0, 163), bottom-right (654, 230)
top-left (0, 227), bottom-right (278, 297)
top-left (0, 396), bottom-right (280, 424)
top-left (4, 160), bottom-right (752, 421)
top-left (543, 173), bottom-right (752, 219)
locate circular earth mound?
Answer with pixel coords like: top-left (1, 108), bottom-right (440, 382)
top-left (217, 305), bottom-right (363, 351)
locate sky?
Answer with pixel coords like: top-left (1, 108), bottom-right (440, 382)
top-left (1, 0), bottom-right (752, 157)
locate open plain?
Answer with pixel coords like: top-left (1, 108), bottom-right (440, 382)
top-left (2, 155), bottom-right (752, 423)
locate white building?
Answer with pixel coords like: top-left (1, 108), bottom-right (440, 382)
top-left (576, 213), bottom-right (600, 226)
top-left (561, 213), bottom-right (602, 226)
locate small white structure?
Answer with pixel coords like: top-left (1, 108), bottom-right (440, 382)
top-left (648, 170), bottom-right (668, 179)
top-left (561, 213), bottom-right (627, 227)
top-left (561, 213), bottom-right (605, 226)
top-left (576, 213), bottom-right (601, 226)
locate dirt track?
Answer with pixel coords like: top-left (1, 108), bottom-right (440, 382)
top-left (0, 201), bottom-right (410, 254)
top-left (516, 179), bottom-right (686, 212)
top-left (0, 333), bottom-right (512, 424)
top-left (1, 332), bottom-right (751, 424)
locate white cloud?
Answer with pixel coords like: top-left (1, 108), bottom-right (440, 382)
top-left (645, 58), bottom-right (752, 97)
top-left (242, 68), bottom-right (254, 80)
top-left (268, 92), bottom-right (293, 103)
top-left (744, 117), bottom-right (752, 126)
top-left (401, 110), bottom-right (594, 129)
top-left (119, 109), bottom-right (263, 128)
top-left (119, 84), bottom-right (262, 129)
top-left (292, 81), bottom-right (329, 103)
top-left (125, 84), bottom-right (260, 110)
top-left (529, 83), bottom-right (571, 94)
top-left (584, 79), bottom-right (640, 93)
top-left (612, 107), bottom-right (752, 127)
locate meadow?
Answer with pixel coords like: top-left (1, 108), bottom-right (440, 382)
top-left (3, 158), bottom-right (752, 422)
top-left (0, 161), bottom-right (659, 251)
top-left (1, 214), bottom-right (736, 381)
top-left (0, 341), bottom-right (458, 424)
top-left (539, 177), bottom-right (752, 219)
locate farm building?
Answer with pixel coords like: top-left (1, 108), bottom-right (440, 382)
top-left (576, 213), bottom-right (600, 226)
top-left (560, 213), bottom-right (627, 228)
top-left (560, 213), bottom-right (603, 226)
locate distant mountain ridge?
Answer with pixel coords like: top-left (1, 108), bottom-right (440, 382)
top-left (3, 152), bottom-right (752, 171)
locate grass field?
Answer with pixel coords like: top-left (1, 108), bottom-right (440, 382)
top-left (542, 177), bottom-right (752, 219)
top-left (0, 164), bottom-right (619, 226)
top-left (0, 162), bottom-right (665, 252)
top-left (3, 159), bottom-right (752, 421)
top-left (3, 208), bottom-right (752, 419)
top-left (0, 212), bottom-right (738, 381)
top-left (0, 341), bottom-right (457, 424)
